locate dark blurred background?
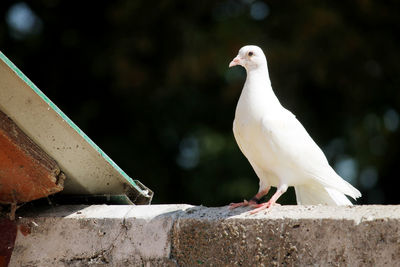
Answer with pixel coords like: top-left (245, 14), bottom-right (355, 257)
top-left (1, 0), bottom-right (399, 205)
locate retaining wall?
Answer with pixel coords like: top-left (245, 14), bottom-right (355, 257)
top-left (5, 205), bottom-right (400, 266)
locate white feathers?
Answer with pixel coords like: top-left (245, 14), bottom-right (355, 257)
top-left (230, 45), bottom-right (361, 206)
top-left (295, 184), bottom-right (353, 205)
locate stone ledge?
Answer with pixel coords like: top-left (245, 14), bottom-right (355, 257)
top-left (8, 205), bottom-right (400, 266)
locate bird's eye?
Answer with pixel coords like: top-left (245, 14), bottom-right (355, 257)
top-left (248, 51), bottom-right (254, 57)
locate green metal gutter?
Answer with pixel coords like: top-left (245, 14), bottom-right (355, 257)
top-left (0, 51), bottom-right (153, 205)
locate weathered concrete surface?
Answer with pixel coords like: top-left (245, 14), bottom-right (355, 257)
top-left (9, 205), bottom-right (400, 266)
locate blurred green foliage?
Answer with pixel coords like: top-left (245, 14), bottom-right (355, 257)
top-left (1, 0), bottom-right (399, 205)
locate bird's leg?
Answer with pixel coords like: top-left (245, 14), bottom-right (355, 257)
top-left (249, 184), bottom-right (288, 214)
top-left (229, 187), bottom-right (270, 209)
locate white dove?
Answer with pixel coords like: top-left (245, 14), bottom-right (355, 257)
top-left (228, 45), bottom-right (361, 213)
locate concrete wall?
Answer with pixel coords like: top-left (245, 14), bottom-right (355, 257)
top-left (7, 205), bottom-right (400, 266)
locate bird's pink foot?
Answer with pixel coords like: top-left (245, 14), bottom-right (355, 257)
top-left (249, 201), bottom-right (280, 214)
top-left (229, 188), bottom-right (271, 210)
top-left (229, 200), bottom-right (257, 209)
top-left (248, 185), bottom-right (286, 214)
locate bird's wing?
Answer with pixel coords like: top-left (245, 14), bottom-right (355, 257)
top-left (261, 109), bottom-right (361, 199)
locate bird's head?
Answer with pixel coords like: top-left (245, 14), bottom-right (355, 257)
top-left (229, 45), bottom-right (267, 71)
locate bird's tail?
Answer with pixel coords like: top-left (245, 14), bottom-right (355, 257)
top-left (295, 184), bottom-right (353, 206)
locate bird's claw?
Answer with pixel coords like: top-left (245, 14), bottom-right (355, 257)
top-left (248, 201), bottom-right (280, 214)
top-left (229, 199), bottom-right (257, 209)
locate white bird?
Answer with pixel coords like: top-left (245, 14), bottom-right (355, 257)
top-left (228, 45), bottom-right (361, 213)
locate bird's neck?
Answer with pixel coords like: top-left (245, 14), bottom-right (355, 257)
top-left (242, 66), bottom-right (281, 108)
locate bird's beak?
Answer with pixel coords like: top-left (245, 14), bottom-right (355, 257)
top-left (229, 56), bottom-right (241, 68)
